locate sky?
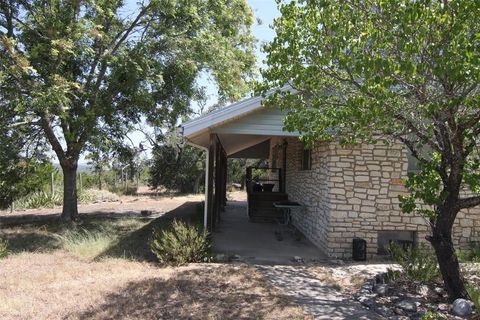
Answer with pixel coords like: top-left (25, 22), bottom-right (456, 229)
top-left (77, 0), bottom-right (280, 166)
top-left (192, 0), bottom-right (280, 109)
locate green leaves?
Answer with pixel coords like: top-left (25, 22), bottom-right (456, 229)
top-left (1, 0), bottom-right (257, 158)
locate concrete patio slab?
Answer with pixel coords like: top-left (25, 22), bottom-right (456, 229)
top-left (212, 200), bottom-right (326, 265)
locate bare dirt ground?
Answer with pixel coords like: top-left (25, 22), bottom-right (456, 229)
top-left (0, 186), bottom-right (205, 220)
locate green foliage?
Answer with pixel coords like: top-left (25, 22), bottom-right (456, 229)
top-left (149, 133), bottom-right (205, 193)
top-left (259, 0), bottom-right (480, 299)
top-left (1, 0), bottom-right (256, 219)
top-left (14, 188), bottom-right (117, 209)
top-left (0, 239), bottom-right (8, 259)
top-left (420, 311), bottom-right (446, 320)
top-left (228, 158), bottom-right (248, 187)
top-left (77, 189), bottom-right (96, 204)
top-left (388, 242), bottom-right (440, 283)
top-left (399, 153), bottom-right (446, 220)
top-left (457, 241), bottom-right (480, 263)
top-left (384, 268), bottom-right (403, 284)
top-left (150, 220), bottom-right (211, 265)
top-left (0, 159), bottom-right (55, 209)
top-left (15, 191), bottom-right (63, 209)
top-left (466, 284), bottom-right (480, 312)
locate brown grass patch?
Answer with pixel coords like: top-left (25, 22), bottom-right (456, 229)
top-left (308, 263), bottom-right (396, 292)
top-left (0, 252), bottom-right (307, 320)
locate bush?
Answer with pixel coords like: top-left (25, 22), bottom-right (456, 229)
top-left (466, 284), bottom-right (480, 312)
top-left (388, 242), bottom-right (440, 282)
top-left (457, 241), bottom-right (480, 263)
top-left (0, 239), bottom-right (8, 258)
top-left (150, 220), bottom-right (211, 265)
top-left (15, 191), bottom-right (62, 209)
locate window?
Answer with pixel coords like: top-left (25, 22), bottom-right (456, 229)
top-left (377, 231), bottom-right (416, 255)
top-left (407, 146), bottom-right (430, 174)
top-left (301, 148), bottom-right (312, 170)
top-left (407, 150), bottom-right (420, 174)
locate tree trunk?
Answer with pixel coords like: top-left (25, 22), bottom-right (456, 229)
top-left (61, 161), bottom-right (79, 221)
top-left (98, 168), bottom-right (103, 190)
top-left (429, 205), bottom-right (468, 301)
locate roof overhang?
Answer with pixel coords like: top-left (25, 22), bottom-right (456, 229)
top-left (182, 95), bottom-right (264, 139)
top-left (181, 88), bottom-right (299, 158)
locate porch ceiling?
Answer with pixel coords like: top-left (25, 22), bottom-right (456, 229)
top-left (187, 132), bottom-right (271, 157)
top-left (182, 91), bottom-right (299, 157)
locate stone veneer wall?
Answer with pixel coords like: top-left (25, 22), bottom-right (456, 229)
top-left (272, 137), bottom-right (480, 260)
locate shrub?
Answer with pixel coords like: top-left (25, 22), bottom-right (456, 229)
top-left (466, 284), bottom-right (480, 312)
top-left (56, 228), bottom-right (117, 259)
top-left (150, 220), bottom-right (211, 265)
top-left (0, 239), bottom-right (8, 258)
top-left (457, 241), bottom-right (480, 263)
top-left (15, 191), bottom-right (62, 209)
top-left (384, 268), bottom-right (403, 283)
top-left (388, 242), bottom-right (440, 282)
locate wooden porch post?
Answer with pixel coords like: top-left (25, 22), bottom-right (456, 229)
top-left (222, 152), bottom-right (227, 209)
top-left (206, 134), bottom-right (215, 231)
top-left (281, 139), bottom-right (287, 193)
top-left (214, 136), bottom-right (223, 226)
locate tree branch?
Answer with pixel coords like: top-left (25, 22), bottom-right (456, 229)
top-left (39, 115), bottom-right (66, 161)
top-left (458, 195), bottom-right (480, 210)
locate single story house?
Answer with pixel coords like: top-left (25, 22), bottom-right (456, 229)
top-left (181, 95), bottom-right (479, 259)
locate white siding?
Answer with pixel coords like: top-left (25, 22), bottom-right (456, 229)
top-left (212, 107), bottom-right (299, 137)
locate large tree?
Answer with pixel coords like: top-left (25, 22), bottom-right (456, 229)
top-left (260, 0), bottom-right (480, 300)
top-left (0, 0), bottom-right (256, 221)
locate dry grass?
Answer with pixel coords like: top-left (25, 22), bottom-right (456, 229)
top-left (55, 228), bottom-right (118, 259)
top-left (0, 252), bottom-right (308, 320)
top-left (0, 199), bottom-right (308, 319)
top-left (307, 263), bottom-right (398, 292)
top-left (0, 202), bottom-right (201, 261)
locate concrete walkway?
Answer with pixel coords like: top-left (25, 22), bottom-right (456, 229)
top-left (213, 200), bottom-right (325, 264)
top-left (256, 265), bottom-right (382, 320)
top-left (213, 200), bottom-right (381, 319)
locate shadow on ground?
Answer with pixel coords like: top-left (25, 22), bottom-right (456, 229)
top-left (98, 201), bottom-right (201, 261)
top-left (0, 201), bottom-right (201, 260)
top-left (70, 266), bottom-right (305, 320)
top-left (256, 265), bottom-right (381, 320)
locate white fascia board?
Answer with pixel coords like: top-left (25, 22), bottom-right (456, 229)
top-left (183, 95), bottom-right (263, 137)
top-left (182, 85), bottom-right (296, 138)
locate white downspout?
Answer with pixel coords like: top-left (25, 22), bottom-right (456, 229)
top-left (203, 149), bottom-right (209, 229)
top-left (186, 141), bottom-right (209, 229)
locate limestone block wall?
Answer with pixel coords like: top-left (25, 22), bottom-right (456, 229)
top-left (325, 141), bottom-right (429, 259)
top-left (276, 137), bottom-right (480, 260)
top-left (286, 139), bottom-right (331, 254)
top-left (269, 137), bottom-right (330, 253)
